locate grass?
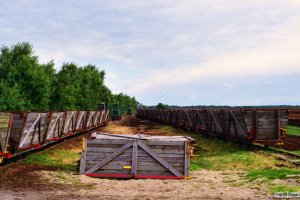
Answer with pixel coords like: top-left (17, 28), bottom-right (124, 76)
top-left (24, 148), bottom-right (81, 172)
top-left (156, 125), bottom-right (291, 171)
top-left (287, 125), bottom-right (300, 136)
top-left (290, 150), bottom-right (300, 156)
top-left (269, 184), bottom-right (300, 193)
top-left (247, 168), bottom-right (300, 181)
top-left (154, 124), bottom-right (300, 194)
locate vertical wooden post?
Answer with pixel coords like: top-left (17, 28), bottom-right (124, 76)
top-left (79, 137), bottom-right (87, 174)
top-left (184, 141), bottom-right (190, 177)
top-left (276, 110), bottom-right (281, 140)
top-left (131, 140), bottom-right (138, 178)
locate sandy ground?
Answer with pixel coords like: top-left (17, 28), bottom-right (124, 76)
top-left (0, 116), bottom-right (272, 200)
top-left (0, 170), bottom-right (270, 200)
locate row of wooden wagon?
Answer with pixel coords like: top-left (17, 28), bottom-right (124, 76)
top-left (288, 109), bottom-right (300, 126)
top-left (0, 110), bottom-right (110, 163)
top-left (137, 108), bottom-right (290, 145)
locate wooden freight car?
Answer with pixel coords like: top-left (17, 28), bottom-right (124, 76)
top-left (80, 133), bottom-right (195, 179)
top-left (137, 108), bottom-right (289, 146)
top-left (289, 109), bottom-right (300, 126)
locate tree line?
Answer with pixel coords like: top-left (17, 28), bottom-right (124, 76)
top-left (0, 42), bottom-right (137, 112)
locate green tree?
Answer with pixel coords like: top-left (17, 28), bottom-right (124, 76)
top-left (0, 42), bottom-right (54, 111)
top-left (52, 63), bottom-right (81, 110)
top-left (0, 81), bottom-right (25, 111)
top-left (0, 42), bottom-right (137, 112)
top-left (77, 65), bottom-right (106, 110)
top-left (157, 103), bottom-right (169, 109)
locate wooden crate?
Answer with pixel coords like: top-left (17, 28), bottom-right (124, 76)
top-left (80, 133), bottom-right (195, 179)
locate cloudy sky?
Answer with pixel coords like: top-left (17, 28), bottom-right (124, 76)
top-left (1, 0), bottom-right (300, 106)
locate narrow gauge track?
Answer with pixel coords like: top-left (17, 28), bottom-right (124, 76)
top-left (258, 145), bottom-right (300, 166)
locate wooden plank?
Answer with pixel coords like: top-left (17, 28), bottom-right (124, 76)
top-left (86, 154), bottom-right (184, 161)
top-left (137, 170), bottom-right (173, 176)
top-left (18, 114), bottom-right (41, 148)
top-left (85, 164), bottom-right (183, 172)
top-left (131, 140), bottom-right (138, 176)
top-left (137, 140), bottom-right (183, 177)
top-left (80, 138), bottom-right (87, 174)
top-left (88, 143), bottom-right (130, 148)
top-left (87, 139), bottom-right (130, 145)
top-left (84, 141), bottom-right (133, 174)
top-left (85, 160), bottom-right (184, 167)
top-left (94, 169), bottom-right (131, 175)
top-left (184, 141), bottom-right (189, 176)
top-left (88, 143), bottom-right (184, 149)
top-left (80, 151), bottom-right (87, 174)
top-left (86, 147), bottom-right (184, 154)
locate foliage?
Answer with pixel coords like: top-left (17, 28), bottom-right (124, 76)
top-left (111, 93), bottom-right (137, 114)
top-left (0, 42), bottom-right (137, 112)
top-left (0, 42), bottom-right (54, 111)
top-left (156, 102), bottom-right (169, 109)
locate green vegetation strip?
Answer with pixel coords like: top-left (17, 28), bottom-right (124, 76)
top-left (287, 125), bottom-right (300, 137)
top-left (247, 168), bottom-right (300, 181)
top-left (24, 149), bottom-right (80, 172)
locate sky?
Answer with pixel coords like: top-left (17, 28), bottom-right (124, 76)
top-left (1, 0), bottom-right (300, 106)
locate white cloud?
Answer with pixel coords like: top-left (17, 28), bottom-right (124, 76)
top-left (126, 22), bottom-right (300, 95)
top-left (1, 0), bottom-right (300, 105)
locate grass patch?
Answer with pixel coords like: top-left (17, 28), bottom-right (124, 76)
top-left (189, 135), bottom-right (283, 171)
top-left (269, 184), bottom-right (300, 193)
top-left (155, 125), bottom-right (290, 171)
top-left (247, 168), bottom-right (300, 181)
top-left (24, 148), bottom-right (80, 172)
top-left (287, 125), bottom-right (300, 136)
top-left (290, 150), bottom-right (300, 156)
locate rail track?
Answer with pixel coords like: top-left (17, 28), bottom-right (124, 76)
top-left (263, 146), bottom-right (300, 166)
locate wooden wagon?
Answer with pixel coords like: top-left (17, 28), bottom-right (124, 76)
top-left (80, 133), bottom-right (195, 179)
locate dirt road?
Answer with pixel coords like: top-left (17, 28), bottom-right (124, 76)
top-left (0, 117), bottom-right (278, 199)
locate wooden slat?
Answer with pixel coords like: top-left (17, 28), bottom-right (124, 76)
top-left (184, 141), bottom-right (189, 176)
top-left (137, 140), bottom-right (183, 177)
top-left (84, 141), bottom-right (133, 174)
top-left (131, 140), bottom-right (138, 176)
top-left (86, 147), bottom-right (184, 154)
top-left (86, 154), bottom-right (185, 162)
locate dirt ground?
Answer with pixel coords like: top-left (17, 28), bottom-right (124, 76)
top-left (0, 116), bottom-right (273, 200)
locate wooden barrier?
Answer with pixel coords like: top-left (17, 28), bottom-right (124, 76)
top-left (80, 133), bottom-right (195, 179)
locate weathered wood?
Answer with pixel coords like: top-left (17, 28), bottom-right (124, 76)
top-left (184, 141), bottom-right (189, 176)
top-left (84, 141), bottom-right (133, 174)
top-left (81, 133), bottom-right (193, 179)
top-left (88, 139), bottom-right (185, 146)
top-left (79, 151), bottom-right (87, 174)
top-left (86, 154), bottom-right (185, 162)
top-left (137, 140), bottom-right (183, 177)
top-left (131, 140), bottom-right (138, 176)
top-left (85, 164), bottom-right (183, 172)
